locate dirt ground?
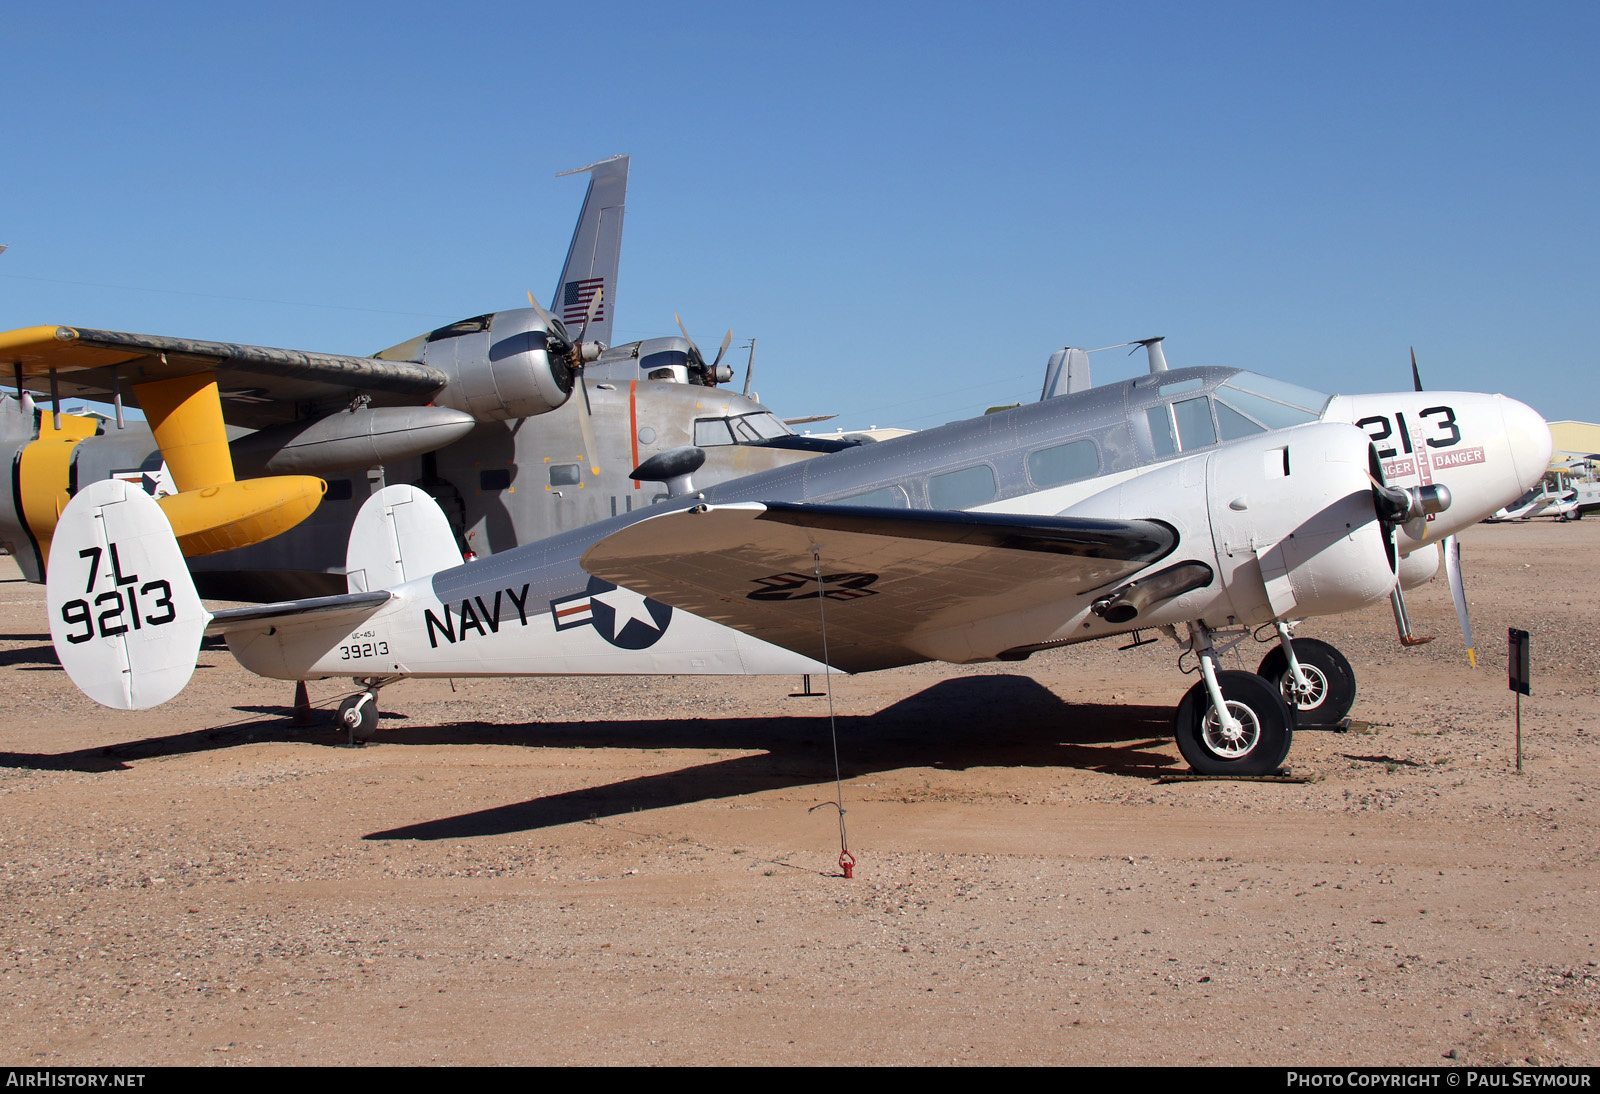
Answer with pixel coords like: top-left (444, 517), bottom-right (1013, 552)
top-left (0, 519), bottom-right (1596, 1067)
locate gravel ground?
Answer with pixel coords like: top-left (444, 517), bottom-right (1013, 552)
top-left (0, 519), bottom-right (1595, 1066)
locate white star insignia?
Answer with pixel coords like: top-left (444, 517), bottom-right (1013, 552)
top-left (591, 585), bottom-right (660, 635)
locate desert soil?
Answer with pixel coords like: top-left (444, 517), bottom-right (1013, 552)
top-left (0, 519), bottom-right (1596, 1067)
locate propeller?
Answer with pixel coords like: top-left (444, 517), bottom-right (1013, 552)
top-left (1406, 347), bottom-right (1476, 665)
top-left (529, 289), bottom-right (606, 477)
top-left (675, 315), bottom-right (734, 385)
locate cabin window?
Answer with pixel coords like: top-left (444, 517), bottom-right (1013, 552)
top-left (548, 463), bottom-right (580, 486)
top-left (928, 464), bottom-right (997, 510)
top-left (479, 468), bottom-right (511, 491)
top-left (1027, 439), bottom-right (1099, 488)
top-left (1173, 397), bottom-right (1217, 450)
top-left (834, 485), bottom-right (909, 509)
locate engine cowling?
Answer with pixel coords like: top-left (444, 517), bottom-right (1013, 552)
top-left (424, 309), bottom-right (574, 422)
top-left (1202, 422), bottom-right (1397, 624)
top-left (1059, 422), bottom-right (1396, 633)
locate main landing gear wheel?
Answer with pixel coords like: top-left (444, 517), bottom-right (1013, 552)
top-left (1256, 638), bottom-right (1356, 727)
top-left (337, 693), bottom-right (379, 742)
top-left (1175, 670), bottom-right (1294, 776)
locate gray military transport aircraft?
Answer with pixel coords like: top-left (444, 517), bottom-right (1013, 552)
top-left (42, 334), bottom-right (1550, 776)
top-left (0, 154), bottom-right (847, 601)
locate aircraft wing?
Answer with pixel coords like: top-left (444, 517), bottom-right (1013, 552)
top-left (0, 325), bottom-right (446, 428)
top-left (581, 502), bottom-right (1177, 672)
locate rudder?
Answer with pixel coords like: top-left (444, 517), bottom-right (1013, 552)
top-left (46, 479), bottom-right (209, 709)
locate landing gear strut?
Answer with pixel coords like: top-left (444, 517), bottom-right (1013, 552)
top-left (1256, 625), bottom-right (1356, 727)
top-left (1173, 621), bottom-right (1295, 776)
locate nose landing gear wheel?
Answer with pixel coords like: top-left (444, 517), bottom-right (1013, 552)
top-left (1256, 637), bottom-right (1355, 727)
top-left (337, 693), bottom-right (379, 742)
top-left (1175, 670), bottom-right (1294, 776)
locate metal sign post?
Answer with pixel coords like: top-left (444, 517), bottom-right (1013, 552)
top-left (1508, 628), bottom-right (1530, 774)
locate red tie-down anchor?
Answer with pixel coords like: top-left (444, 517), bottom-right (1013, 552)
top-left (809, 800), bottom-right (855, 879)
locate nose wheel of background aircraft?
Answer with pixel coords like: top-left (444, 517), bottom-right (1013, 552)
top-left (1175, 670), bottom-right (1294, 776)
top-left (337, 691), bottom-right (380, 742)
top-left (1255, 637), bottom-right (1356, 727)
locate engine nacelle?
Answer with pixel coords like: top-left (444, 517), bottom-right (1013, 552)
top-left (1060, 423), bottom-right (1396, 633)
top-left (423, 309), bottom-right (574, 422)
top-left (1202, 422), bottom-right (1397, 624)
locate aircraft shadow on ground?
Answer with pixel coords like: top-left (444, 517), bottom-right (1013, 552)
top-left (0, 674), bottom-right (1179, 818)
top-left (364, 675), bottom-right (1180, 840)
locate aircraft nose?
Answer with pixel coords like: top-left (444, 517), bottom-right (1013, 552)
top-left (1499, 396), bottom-right (1553, 492)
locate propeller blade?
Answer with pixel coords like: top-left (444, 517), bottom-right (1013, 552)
top-left (577, 287), bottom-right (604, 345)
top-left (1442, 533), bottom-right (1477, 667)
top-left (1411, 346), bottom-right (1424, 393)
top-left (711, 329), bottom-right (733, 370)
top-left (674, 314), bottom-right (704, 365)
top-left (576, 379), bottom-right (601, 478)
top-left (527, 291), bottom-right (557, 327)
top-left (528, 291), bottom-right (571, 345)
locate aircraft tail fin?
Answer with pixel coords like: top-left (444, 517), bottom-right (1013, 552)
top-left (346, 484), bottom-right (462, 593)
top-left (47, 479), bottom-right (210, 710)
top-left (552, 154), bottom-right (629, 349)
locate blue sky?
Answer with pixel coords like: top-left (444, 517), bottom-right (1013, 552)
top-left (3, 2), bottom-right (1596, 430)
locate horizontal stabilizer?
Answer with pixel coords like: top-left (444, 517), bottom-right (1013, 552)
top-left (208, 590), bottom-right (391, 637)
top-left (581, 502), bottom-right (1177, 671)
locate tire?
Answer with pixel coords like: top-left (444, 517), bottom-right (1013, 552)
top-left (337, 694), bottom-right (379, 741)
top-left (1256, 637), bottom-right (1356, 727)
top-left (1175, 670), bottom-right (1294, 776)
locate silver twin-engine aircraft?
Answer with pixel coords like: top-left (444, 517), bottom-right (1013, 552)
top-left (43, 353), bottom-right (1551, 777)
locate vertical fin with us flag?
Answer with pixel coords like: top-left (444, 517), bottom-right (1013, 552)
top-left (552, 154), bottom-right (628, 349)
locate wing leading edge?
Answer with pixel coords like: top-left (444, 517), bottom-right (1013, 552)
top-left (581, 502), bottom-right (1177, 672)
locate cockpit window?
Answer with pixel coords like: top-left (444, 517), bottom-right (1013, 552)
top-left (426, 314), bottom-right (494, 342)
top-left (694, 412), bottom-right (795, 447)
top-left (1217, 373), bottom-right (1331, 430)
top-left (729, 412), bottom-right (792, 442)
top-left (1216, 400), bottom-right (1267, 441)
top-left (1173, 397), bottom-right (1217, 450)
top-left (694, 418), bottom-right (734, 446)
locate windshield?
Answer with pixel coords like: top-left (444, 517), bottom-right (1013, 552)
top-left (695, 412), bottom-right (794, 446)
top-left (1217, 372), bottom-right (1332, 430)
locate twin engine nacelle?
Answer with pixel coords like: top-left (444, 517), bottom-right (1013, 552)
top-left (422, 309), bottom-right (576, 423)
top-left (1066, 422), bottom-right (1398, 630)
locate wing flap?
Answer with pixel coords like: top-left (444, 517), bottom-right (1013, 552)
top-left (581, 503), bottom-right (1176, 671)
